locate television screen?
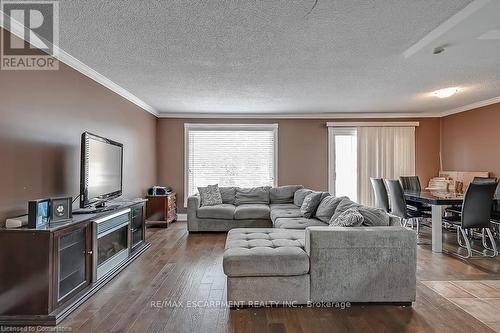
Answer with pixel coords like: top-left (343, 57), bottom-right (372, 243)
top-left (80, 132), bottom-right (123, 207)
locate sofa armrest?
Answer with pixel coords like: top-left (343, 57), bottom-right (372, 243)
top-left (187, 194), bottom-right (201, 232)
top-left (188, 194), bottom-right (201, 210)
top-left (305, 226), bottom-right (416, 303)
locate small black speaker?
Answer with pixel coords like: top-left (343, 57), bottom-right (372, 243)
top-left (50, 197), bottom-right (73, 222)
top-left (28, 198), bottom-right (51, 228)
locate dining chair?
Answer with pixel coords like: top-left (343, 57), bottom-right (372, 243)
top-left (370, 178), bottom-right (390, 213)
top-left (446, 177), bottom-right (498, 216)
top-left (471, 176), bottom-right (498, 184)
top-left (400, 176), bottom-right (422, 192)
top-left (399, 176), bottom-right (431, 215)
top-left (386, 179), bottom-right (427, 236)
top-left (442, 182), bottom-right (499, 259)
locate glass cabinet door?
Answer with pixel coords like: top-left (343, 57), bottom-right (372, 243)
top-left (55, 224), bottom-right (91, 304)
top-left (131, 204), bottom-right (145, 251)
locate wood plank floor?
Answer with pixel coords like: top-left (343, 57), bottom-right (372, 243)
top-left (50, 222), bottom-right (500, 332)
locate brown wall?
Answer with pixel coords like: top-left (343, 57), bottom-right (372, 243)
top-left (441, 102), bottom-right (500, 178)
top-left (0, 33), bottom-right (157, 224)
top-left (157, 118), bottom-right (441, 211)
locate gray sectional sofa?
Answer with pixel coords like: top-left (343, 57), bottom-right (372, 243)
top-left (187, 185), bottom-right (329, 232)
top-left (188, 185), bottom-right (417, 306)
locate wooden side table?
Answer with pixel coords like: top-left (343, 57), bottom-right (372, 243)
top-left (145, 192), bottom-right (177, 227)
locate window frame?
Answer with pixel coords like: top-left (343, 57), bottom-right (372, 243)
top-left (184, 123), bottom-right (279, 207)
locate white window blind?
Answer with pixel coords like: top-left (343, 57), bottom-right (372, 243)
top-left (185, 124), bottom-right (278, 205)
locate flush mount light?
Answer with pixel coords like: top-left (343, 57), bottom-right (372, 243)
top-left (432, 87), bottom-right (460, 98)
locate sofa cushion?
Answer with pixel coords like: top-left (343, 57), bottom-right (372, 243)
top-left (358, 206), bottom-right (390, 227)
top-left (270, 208), bottom-right (303, 223)
top-left (270, 203), bottom-right (299, 210)
top-left (223, 228), bottom-right (309, 277)
top-left (197, 204), bottom-right (236, 220)
top-left (294, 189), bottom-right (314, 206)
top-left (198, 184), bottom-right (223, 207)
top-left (235, 187), bottom-right (270, 205)
top-left (219, 187), bottom-right (237, 205)
top-left (315, 196), bottom-right (348, 223)
top-left (300, 192), bottom-right (323, 218)
top-left (329, 207), bottom-right (364, 227)
top-left (270, 185), bottom-right (304, 204)
top-left (234, 204), bottom-right (270, 220)
top-left (274, 217), bottom-right (328, 229)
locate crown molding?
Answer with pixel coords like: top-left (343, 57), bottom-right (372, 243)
top-left (56, 49), bottom-right (158, 116)
top-left (437, 95), bottom-right (500, 117)
top-left (157, 111), bottom-right (440, 119)
top-left (0, 12), bottom-right (158, 117)
top-left (158, 94), bottom-right (500, 119)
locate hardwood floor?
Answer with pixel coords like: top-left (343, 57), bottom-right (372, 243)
top-left (48, 222), bottom-right (500, 332)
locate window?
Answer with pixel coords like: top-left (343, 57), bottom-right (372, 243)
top-left (328, 122), bottom-right (417, 205)
top-left (185, 124), bottom-right (278, 205)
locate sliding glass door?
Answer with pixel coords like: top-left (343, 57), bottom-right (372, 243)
top-left (328, 123), bottom-right (416, 205)
top-left (329, 127), bottom-right (358, 202)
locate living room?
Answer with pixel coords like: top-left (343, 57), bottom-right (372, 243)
top-left (1, 1), bottom-right (500, 332)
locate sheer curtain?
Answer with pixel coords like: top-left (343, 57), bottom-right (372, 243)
top-left (357, 126), bottom-right (415, 206)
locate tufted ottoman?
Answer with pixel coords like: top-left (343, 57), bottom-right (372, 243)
top-left (223, 228), bottom-right (310, 306)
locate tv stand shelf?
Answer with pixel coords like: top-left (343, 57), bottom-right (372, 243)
top-left (0, 199), bottom-right (149, 326)
top-left (73, 203), bottom-right (121, 215)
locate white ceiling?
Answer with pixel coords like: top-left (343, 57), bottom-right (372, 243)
top-left (53, 1), bottom-right (500, 115)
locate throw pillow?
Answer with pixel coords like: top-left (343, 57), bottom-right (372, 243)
top-left (315, 196), bottom-right (349, 223)
top-left (358, 206), bottom-right (390, 227)
top-left (330, 198), bottom-right (361, 222)
top-left (294, 189), bottom-right (314, 206)
top-left (300, 192), bottom-right (323, 218)
top-left (219, 187), bottom-right (237, 205)
top-left (198, 184), bottom-right (223, 207)
top-left (329, 207), bottom-right (364, 227)
top-left (320, 192), bottom-right (331, 201)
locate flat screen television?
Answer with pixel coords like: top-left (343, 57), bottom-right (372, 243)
top-left (80, 132), bottom-right (123, 209)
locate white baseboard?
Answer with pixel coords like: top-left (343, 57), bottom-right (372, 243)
top-left (177, 213), bottom-right (187, 221)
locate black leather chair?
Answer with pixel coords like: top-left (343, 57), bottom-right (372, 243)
top-left (443, 182), bottom-right (499, 258)
top-left (400, 176), bottom-right (423, 192)
top-left (446, 177), bottom-right (498, 215)
top-left (386, 179), bottom-right (427, 237)
top-left (472, 177), bottom-right (498, 184)
top-left (370, 178), bottom-right (390, 213)
top-left (399, 176), bottom-right (431, 215)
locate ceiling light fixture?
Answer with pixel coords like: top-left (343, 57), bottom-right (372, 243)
top-left (432, 87), bottom-right (460, 98)
top-left (433, 46), bottom-right (445, 55)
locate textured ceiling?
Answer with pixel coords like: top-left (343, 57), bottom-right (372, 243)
top-left (55, 0), bottom-right (500, 115)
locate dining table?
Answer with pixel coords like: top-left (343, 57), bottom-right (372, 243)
top-left (404, 190), bottom-right (464, 253)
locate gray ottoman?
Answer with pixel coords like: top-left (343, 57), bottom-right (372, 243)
top-left (223, 228), bottom-right (310, 306)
